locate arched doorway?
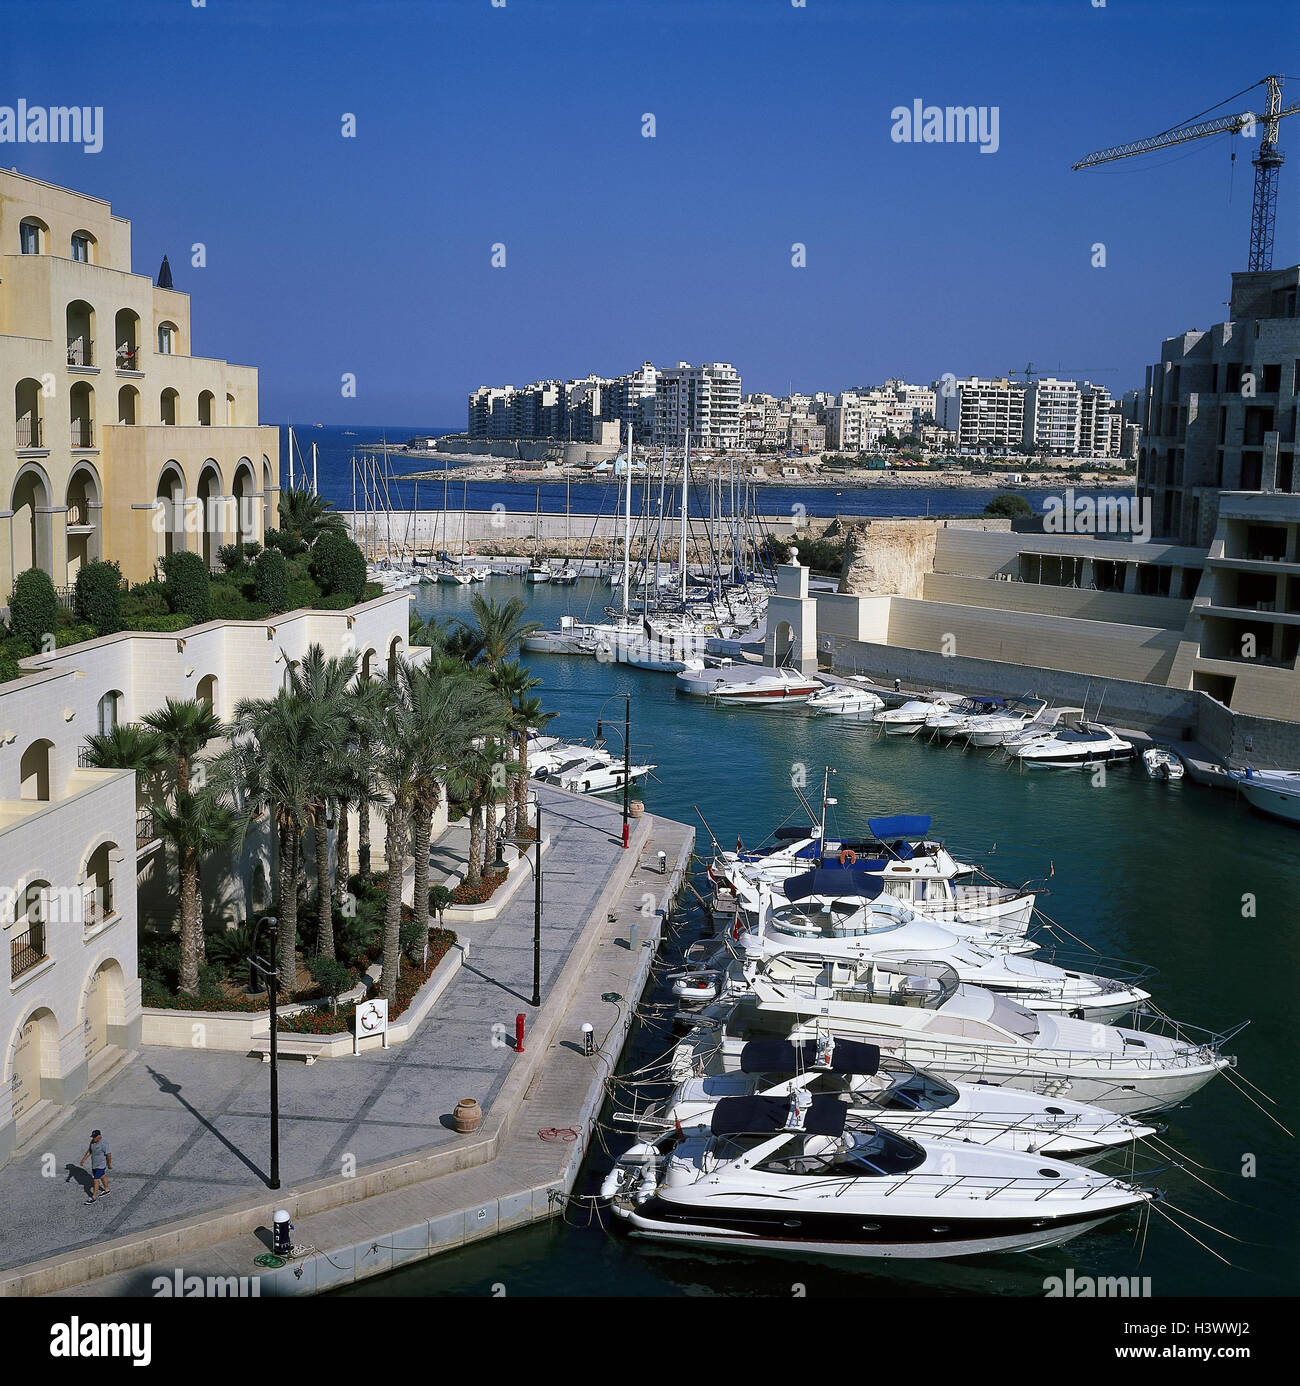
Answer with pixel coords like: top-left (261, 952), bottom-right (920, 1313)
top-left (83, 842), bottom-right (119, 930)
top-left (69, 380), bottom-right (95, 449)
top-left (7, 1007), bottom-right (58, 1125)
top-left (65, 465), bottom-right (102, 580)
top-left (19, 740), bottom-right (54, 801)
top-left (83, 960), bottom-right (125, 1068)
top-left (387, 636), bottom-right (404, 678)
top-left (10, 465), bottom-right (53, 579)
top-left (14, 378), bottom-right (43, 449)
top-left (114, 308), bottom-right (140, 371)
top-left (66, 299), bottom-right (95, 367)
top-left (159, 388), bottom-right (179, 426)
top-left (197, 391), bottom-right (215, 426)
top-left (9, 880), bottom-right (51, 980)
top-left (773, 621), bottom-right (795, 667)
top-left (232, 459), bottom-right (256, 545)
top-left (262, 457), bottom-right (274, 534)
top-left (196, 673), bottom-right (218, 711)
top-left (361, 647), bottom-right (377, 682)
top-left (117, 384), bottom-right (139, 426)
top-left (155, 464), bottom-right (185, 559)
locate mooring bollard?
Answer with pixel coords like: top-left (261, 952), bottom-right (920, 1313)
top-left (515, 1012), bottom-right (526, 1052)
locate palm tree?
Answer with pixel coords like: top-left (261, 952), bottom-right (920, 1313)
top-left (142, 697), bottom-right (225, 968)
top-left (446, 734), bottom-right (509, 890)
top-left (369, 674), bottom-right (419, 1008)
top-left (456, 594), bottom-right (540, 668)
top-left (487, 661), bottom-right (549, 837)
top-left (143, 697), bottom-right (224, 796)
top-left (81, 722), bottom-right (169, 803)
top-left (277, 489), bottom-right (346, 547)
top-left (285, 644), bottom-right (358, 960)
top-left (221, 692), bottom-right (316, 990)
top-left (152, 789), bottom-right (237, 995)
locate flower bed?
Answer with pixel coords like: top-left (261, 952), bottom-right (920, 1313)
top-left (450, 870), bottom-right (508, 906)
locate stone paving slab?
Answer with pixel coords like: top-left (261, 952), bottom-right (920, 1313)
top-left (0, 784), bottom-right (649, 1283)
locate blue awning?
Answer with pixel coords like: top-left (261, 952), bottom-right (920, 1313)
top-left (740, 1038), bottom-right (881, 1077)
top-left (709, 1093), bottom-right (848, 1138)
top-left (781, 868), bottom-right (885, 901)
top-left (818, 856), bottom-right (890, 874)
top-left (867, 814), bottom-right (932, 840)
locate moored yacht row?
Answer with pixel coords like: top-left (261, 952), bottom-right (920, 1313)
top-left (597, 789), bottom-right (1246, 1262)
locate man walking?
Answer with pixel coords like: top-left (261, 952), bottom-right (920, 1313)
top-left (80, 1129), bottom-right (111, 1203)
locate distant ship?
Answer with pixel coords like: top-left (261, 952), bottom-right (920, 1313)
top-left (342, 429), bottom-right (357, 435)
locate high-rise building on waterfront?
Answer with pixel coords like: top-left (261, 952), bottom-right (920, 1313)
top-left (653, 362), bottom-right (742, 449)
top-left (937, 376), bottom-right (1027, 451)
top-left (1025, 378), bottom-right (1082, 455)
top-left (0, 170), bottom-right (280, 601)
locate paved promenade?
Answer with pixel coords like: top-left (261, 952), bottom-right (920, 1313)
top-left (0, 785), bottom-right (670, 1286)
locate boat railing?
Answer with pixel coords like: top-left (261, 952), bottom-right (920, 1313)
top-left (1032, 945), bottom-right (1158, 988)
top-left (858, 1032), bottom-right (1232, 1073)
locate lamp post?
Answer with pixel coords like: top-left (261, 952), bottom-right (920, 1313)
top-left (496, 790), bottom-right (543, 1007)
top-left (595, 691), bottom-right (633, 849)
top-left (248, 916), bottom-right (281, 1189)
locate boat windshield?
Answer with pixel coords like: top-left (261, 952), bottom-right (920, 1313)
top-left (878, 1069), bottom-right (960, 1112)
top-left (757, 1127), bottom-right (926, 1177)
top-left (986, 991), bottom-right (1042, 1041)
top-left (769, 902), bottom-right (895, 939)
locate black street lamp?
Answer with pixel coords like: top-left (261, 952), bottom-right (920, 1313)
top-left (248, 916), bottom-right (281, 1190)
top-left (496, 790), bottom-right (543, 1007)
top-left (595, 691), bottom-right (633, 849)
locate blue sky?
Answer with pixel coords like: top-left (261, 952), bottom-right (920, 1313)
top-left (4, 0), bottom-right (1298, 424)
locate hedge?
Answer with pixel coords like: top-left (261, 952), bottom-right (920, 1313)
top-left (252, 549), bottom-right (289, 613)
top-left (310, 531), bottom-right (367, 601)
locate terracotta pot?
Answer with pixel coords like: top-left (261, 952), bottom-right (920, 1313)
top-left (453, 1098), bottom-right (482, 1134)
top-left (629, 800), bottom-right (645, 819)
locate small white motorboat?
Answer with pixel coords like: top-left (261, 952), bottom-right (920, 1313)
top-left (805, 681), bottom-right (884, 718)
top-left (1008, 720), bottom-right (1135, 770)
top-left (550, 565), bottom-right (579, 586)
top-left (437, 567), bottom-right (473, 586)
top-left (875, 694), bottom-right (961, 736)
top-left (525, 564), bottom-right (551, 584)
top-left (1231, 765), bottom-right (1300, 825)
top-left (1142, 746), bottom-right (1185, 781)
top-left (705, 669), bottom-right (822, 706)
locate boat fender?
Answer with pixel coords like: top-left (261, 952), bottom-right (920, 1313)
top-left (839, 848), bottom-right (857, 867)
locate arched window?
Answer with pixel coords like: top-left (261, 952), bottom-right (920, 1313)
top-left (196, 674), bottom-right (218, 710)
top-left (97, 690), bottom-right (122, 735)
top-left (70, 231), bottom-right (96, 263)
top-left (84, 844), bottom-right (117, 926)
top-left (160, 388), bottom-right (178, 426)
top-left (157, 321), bottom-right (177, 355)
top-left (117, 384), bottom-right (138, 426)
top-left (19, 217), bottom-right (45, 255)
top-left (198, 390), bottom-right (214, 426)
top-left (226, 392), bottom-right (237, 425)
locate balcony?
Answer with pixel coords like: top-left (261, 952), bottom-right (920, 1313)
top-left (67, 339), bottom-right (95, 369)
top-left (15, 418), bottom-right (43, 449)
top-left (136, 807), bottom-right (159, 850)
top-left (65, 502), bottom-right (95, 533)
top-left (10, 924), bottom-right (47, 981)
top-left (70, 419), bottom-right (96, 449)
top-left (116, 345), bottom-right (142, 373)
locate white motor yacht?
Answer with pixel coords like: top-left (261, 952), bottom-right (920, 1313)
top-left (644, 1035), bottom-right (1157, 1161)
top-left (705, 668), bottom-right (823, 706)
top-left (961, 698), bottom-right (1051, 747)
top-left (1231, 765), bottom-right (1300, 825)
top-left (1008, 720), bottom-right (1136, 769)
top-left (875, 693), bottom-right (962, 736)
top-left (525, 564), bottom-right (551, 584)
top-left (679, 959), bottom-right (1239, 1114)
top-left (601, 1091), bottom-right (1152, 1259)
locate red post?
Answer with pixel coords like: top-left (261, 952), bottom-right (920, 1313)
top-left (622, 822), bottom-right (630, 849)
top-left (515, 1012), bottom-right (526, 1052)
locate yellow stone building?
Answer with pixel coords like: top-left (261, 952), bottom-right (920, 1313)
top-left (0, 169), bottom-right (279, 603)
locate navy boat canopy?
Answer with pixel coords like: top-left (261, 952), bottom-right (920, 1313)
top-left (818, 855), bottom-right (890, 874)
top-left (740, 1038), bottom-right (881, 1077)
top-left (781, 868), bottom-right (886, 902)
top-left (866, 814), bottom-right (932, 841)
top-left (970, 696), bottom-right (1006, 707)
top-left (773, 826), bottom-right (815, 841)
top-left (709, 1093), bottom-right (849, 1138)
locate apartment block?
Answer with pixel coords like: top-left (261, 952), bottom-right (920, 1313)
top-left (1025, 378), bottom-right (1082, 455)
top-left (1, 171), bottom-right (281, 602)
top-left (654, 362), bottom-right (742, 449)
top-left (937, 376), bottom-right (1027, 451)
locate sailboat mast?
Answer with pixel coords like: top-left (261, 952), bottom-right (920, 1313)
top-left (680, 432), bottom-right (690, 604)
top-left (621, 423), bottom-right (634, 617)
top-left (287, 425), bottom-right (296, 491)
top-left (312, 441), bottom-right (319, 496)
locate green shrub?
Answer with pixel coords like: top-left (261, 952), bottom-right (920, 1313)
top-left (0, 650), bottom-right (23, 683)
top-left (121, 579), bottom-right (169, 623)
top-left (134, 613), bottom-right (194, 633)
top-left (252, 548), bottom-right (289, 613)
top-left (984, 492), bottom-right (1034, 519)
top-left (160, 551), bottom-right (211, 623)
top-left (218, 543), bottom-right (248, 573)
top-left (7, 567), bottom-right (59, 650)
top-left (285, 577), bottom-right (320, 612)
top-left (307, 954), bottom-right (354, 1005)
top-left (55, 623), bottom-right (97, 648)
top-left (310, 531), bottom-right (367, 601)
top-left (73, 560), bottom-right (124, 636)
top-left (312, 591), bottom-right (355, 612)
top-left (264, 527), bottom-right (305, 559)
top-left (362, 581), bottom-right (383, 601)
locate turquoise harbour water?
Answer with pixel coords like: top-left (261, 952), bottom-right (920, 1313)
top-left (341, 578), bottom-right (1299, 1299)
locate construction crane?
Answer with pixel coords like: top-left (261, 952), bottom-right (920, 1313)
top-left (1007, 362), bottom-right (1039, 383)
top-left (1072, 75), bottom-right (1300, 272)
